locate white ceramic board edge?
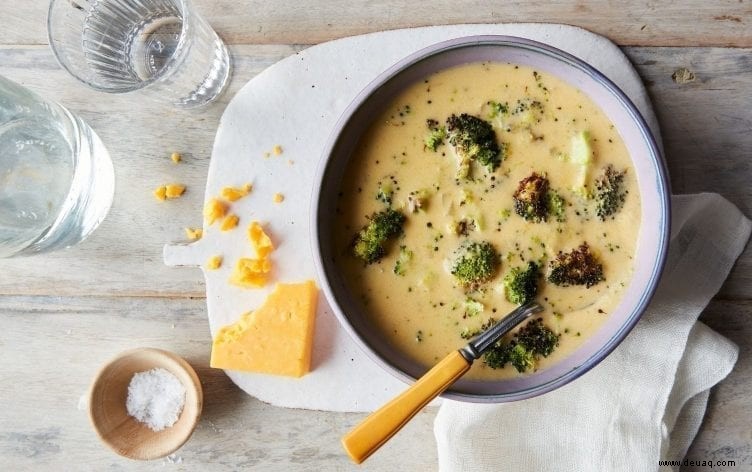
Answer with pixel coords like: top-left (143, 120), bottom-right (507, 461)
top-left (163, 23), bottom-right (660, 413)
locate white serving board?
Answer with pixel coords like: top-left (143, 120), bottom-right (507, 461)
top-left (163, 23), bottom-right (659, 413)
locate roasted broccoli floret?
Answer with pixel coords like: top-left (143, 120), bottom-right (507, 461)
top-left (503, 261), bottom-right (541, 305)
top-left (424, 119), bottom-right (447, 152)
top-left (449, 240), bottom-right (500, 289)
top-left (352, 208), bottom-right (405, 264)
top-left (445, 113), bottom-right (503, 177)
top-left (483, 319), bottom-right (560, 372)
top-left (483, 342), bottom-right (511, 368)
top-left (484, 343), bottom-right (534, 371)
top-left (513, 173), bottom-right (549, 222)
top-left (507, 344), bottom-right (536, 372)
top-left (594, 164), bottom-right (627, 220)
top-left (516, 317), bottom-right (560, 357)
top-left (548, 243), bottom-right (604, 287)
top-left (393, 245), bottom-right (413, 276)
top-left (513, 173), bottom-right (568, 223)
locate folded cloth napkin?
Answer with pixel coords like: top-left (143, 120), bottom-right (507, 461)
top-left (435, 193), bottom-right (751, 472)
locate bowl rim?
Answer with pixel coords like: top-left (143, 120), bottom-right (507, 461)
top-left (311, 35), bottom-right (670, 402)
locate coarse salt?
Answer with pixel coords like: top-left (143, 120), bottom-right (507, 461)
top-left (126, 367), bottom-right (186, 432)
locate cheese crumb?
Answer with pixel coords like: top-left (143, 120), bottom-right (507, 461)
top-left (165, 184), bottom-right (186, 199)
top-left (185, 227), bottom-right (203, 240)
top-left (203, 198), bottom-right (227, 225)
top-left (221, 184), bottom-right (252, 202)
top-left (153, 186), bottom-right (167, 201)
top-left (248, 221), bottom-right (274, 258)
top-left (220, 214), bottom-right (240, 231)
top-left (206, 255), bottom-right (223, 270)
top-left (273, 193), bottom-right (284, 203)
top-left (171, 152), bottom-right (182, 163)
top-left (230, 258), bottom-right (272, 287)
top-left (272, 145), bottom-right (283, 156)
top-left (126, 368), bottom-right (185, 432)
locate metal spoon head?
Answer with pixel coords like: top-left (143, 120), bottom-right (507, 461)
top-left (459, 301), bottom-right (543, 362)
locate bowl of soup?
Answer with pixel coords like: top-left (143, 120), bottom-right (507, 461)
top-left (311, 36), bottom-right (669, 402)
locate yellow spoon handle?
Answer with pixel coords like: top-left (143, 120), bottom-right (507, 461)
top-left (341, 350), bottom-right (471, 464)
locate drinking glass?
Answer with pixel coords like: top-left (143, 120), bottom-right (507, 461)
top-left (47, 0), bottom-right (231, 108)
top-left (0, 76), bottom-right (114, 258)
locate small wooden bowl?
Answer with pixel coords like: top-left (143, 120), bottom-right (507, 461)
top-left (89, 348), bottom-right (203, 460)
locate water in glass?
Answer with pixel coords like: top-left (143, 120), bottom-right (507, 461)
top-left (0, 76), bottom-right (114, 257)
top-left (49, 0), bottom-right (230, 108)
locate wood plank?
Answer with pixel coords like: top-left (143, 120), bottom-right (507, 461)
top-left (0, 45), bottom-right (750, 299)
top-left (2, 0), bottom-right (751, 47)
top-left (623, 47), bottom-right (752, 300)
top-left (0, 295), bottom-right (437, 470)
top-left (686, 300), bottom-right (752, 471)
top-left (0, 44), bottom-right (299, 298)
top-left (0, 297), bottom-right (748, 469)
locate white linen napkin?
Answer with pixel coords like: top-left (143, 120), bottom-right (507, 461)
top-left (435, 193), bottom-right (751, 472)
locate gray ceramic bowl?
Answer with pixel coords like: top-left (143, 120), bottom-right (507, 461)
top-left (312, 36), bottom-right (670, 402)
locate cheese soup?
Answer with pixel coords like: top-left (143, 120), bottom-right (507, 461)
top-left (334, 62), bottom-right (640, 379)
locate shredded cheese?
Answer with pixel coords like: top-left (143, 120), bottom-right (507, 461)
top-left (221, 184), bottom-right (252, 202)
top-left (203, 198), bottom-right (228, 225)
top-left (206, 255), bottom-right (223, 270)
top-left (185, 227), bottom-right (203, 240)
top-left (248, 222), bottom-right (274, 258)
top-left (230, 258), bottom-right (272, 287)
top-left (153, 186), bottom-right (167, 201)
top-left (220, 214), bottom-right (240, 231)
top-left (165, 184), bottom-right (186, 199)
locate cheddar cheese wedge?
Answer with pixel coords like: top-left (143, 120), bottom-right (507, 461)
top-left (210, 281), bottom-right (318, 377)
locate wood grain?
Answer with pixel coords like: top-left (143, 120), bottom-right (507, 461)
top-left (2, 0), bottom-right (751, 47)
top-left (1, 18), bottom-right (751, 470)
top-left (0, 44), bottom-right (299, 298)
top-left (0, 295), bottom-right (437, 471)
top-left (0, 295), bottom-right (748, 469)
top-left (624, 47), bottom-right (752, 299)
top-left (0, 45), bottom-right (750, 299)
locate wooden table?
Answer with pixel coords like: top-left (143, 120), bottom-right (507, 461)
top-left (1, 2), bottom-right (750, 470)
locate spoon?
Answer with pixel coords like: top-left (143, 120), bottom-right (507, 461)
top-left (342, 301), bottom-right (543, 463)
